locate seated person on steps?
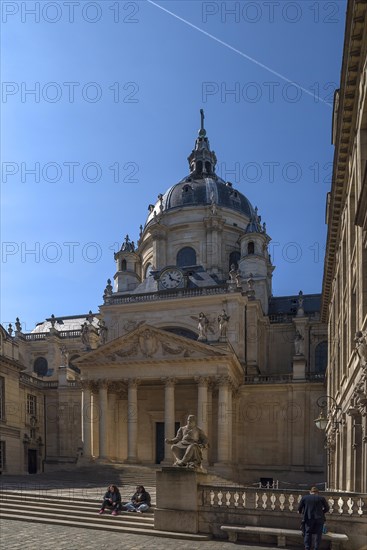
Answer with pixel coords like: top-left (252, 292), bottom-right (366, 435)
top-left (98, 484), bottom-right (122, 516)
top-left (123, 485), bottom-right (151, 513)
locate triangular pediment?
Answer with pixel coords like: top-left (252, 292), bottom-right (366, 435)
top-left (75, 323), bottom-right (231, 366)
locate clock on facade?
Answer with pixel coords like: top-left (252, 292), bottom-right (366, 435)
top-left (159, 268), bottom-right (184, 289)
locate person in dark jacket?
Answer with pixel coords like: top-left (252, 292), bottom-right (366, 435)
top-left (98, 484), bottom-right (122, 516)
top-left (123, 485), bottom-right (151, 513)
top-left (298, 486), bottom-right (330, 550)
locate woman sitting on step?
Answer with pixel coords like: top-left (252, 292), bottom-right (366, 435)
top-left (123, 485), bottom-right (151, 513)
top-left (98, 484), bottom-right (122, 516)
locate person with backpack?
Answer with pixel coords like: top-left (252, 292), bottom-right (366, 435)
top-left (298, 486), bottom-right (330, 550)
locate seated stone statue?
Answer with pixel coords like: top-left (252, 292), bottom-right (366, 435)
top-left (165, 414), bottom-right (208, 471)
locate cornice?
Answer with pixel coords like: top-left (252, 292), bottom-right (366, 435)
top-left (321, 0), bottom-right (367, 322)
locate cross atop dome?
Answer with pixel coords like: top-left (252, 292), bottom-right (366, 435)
top-left (199, 108), bottom-right (206, 137)
top-left (188, 109), bottom-right (217, 177)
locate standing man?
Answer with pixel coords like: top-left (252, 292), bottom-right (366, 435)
top-left (298, 486), bottom-right (330, 550)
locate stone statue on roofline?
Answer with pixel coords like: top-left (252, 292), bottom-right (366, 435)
top-left (98, 319), bottom-right (108, 346)
top-left (197, 312), bottom-right (209, 341)
top-left (218, 309), bottom-right (230, 339)
top-left (165, 414), bottom-right (208, 472)
top-left (294, 330), bottom-right (305, 356)
top-left (297, 290), bottom-right (304, 316)
top-left (81, 322), bottom-right (91, 350)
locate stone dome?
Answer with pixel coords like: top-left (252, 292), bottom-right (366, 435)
top-left (145, 111), bottom-right (254, 225)
top-left (145, 175), bottom-right (254, 225)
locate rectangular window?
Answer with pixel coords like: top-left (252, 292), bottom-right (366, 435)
top-left (0, 441), bottom-right (5, 471)
top-left (0, 377), bottom-right (4, 420)
top-left (27, 394), bottom-right (37, 416)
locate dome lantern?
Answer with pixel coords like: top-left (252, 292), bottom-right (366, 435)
top-left (187, 109), bottom-right (217, 177)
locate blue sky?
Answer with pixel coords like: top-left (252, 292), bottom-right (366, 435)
top-left (1, 0), bottom-right (346, 331)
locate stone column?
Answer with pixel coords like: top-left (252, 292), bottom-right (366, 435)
top-left (207, 380), bottom-right (213, 463)
top-left (197, 377), bottom-right (209, 464)
top-left (227, 384), bottom-right (233, 463)
top-left (108, 381), bottom-right (126, 460)
top-left (108, 391), bottom-right (117, 460)
top-left (126, 379), bottom-right (139, 463)
top-left (163, 377), bottom-right (176, 462)
top-left (203, 217), bottom-right (224, 274)
top-left (81, 381), bottom-right (92, 458)
top-left (246, 303), bottom-right (258, 365)
top-left (98, 380), bottom-right (108, 459)
top-left (196, 377), bottom-right (209, 432)
top-left (217, 377), bottom-right (231, 464)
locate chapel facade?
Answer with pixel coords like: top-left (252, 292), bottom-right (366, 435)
top-left (0, 114), bottom-right (327, 485)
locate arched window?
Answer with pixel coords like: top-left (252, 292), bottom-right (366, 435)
top-left (248, 241), bottom-right (255, 254)
top-left (229, 251), bottom-right (240, 270)
top-left (121, 259), bottom-right (127, 271)
top-left (205, 161), bottom-right (211, 174)
top-left (196, 161), bottom-right (203, 175)
top-left (315, 341), bottom-right (328, 374)
top-left (33, 357), bottom-right (48, 377)
top-left (177, 247), bottom-right (196, 268)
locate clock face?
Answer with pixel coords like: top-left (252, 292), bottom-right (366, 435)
top-left (160, 268), bottom-right (184, 289)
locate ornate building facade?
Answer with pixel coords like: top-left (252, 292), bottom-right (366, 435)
top-left (321, 0), bottom-right (367, 493)
top-left (1, 116), bottom-right (327, 484)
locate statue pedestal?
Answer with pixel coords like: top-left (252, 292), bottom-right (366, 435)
top-left (292, 355), bottom-right (306, 380)
top-left (155, 467), bottom-right (207, 533)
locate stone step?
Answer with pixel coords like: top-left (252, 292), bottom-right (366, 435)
top-left (0, 493), bottom-right (210, 540)
top-left (0, 512), bottom-right (211, 540)
top-left (0, 492), bottom-right (155, 513)
top-left (0, 503), bottom-right (154, 526)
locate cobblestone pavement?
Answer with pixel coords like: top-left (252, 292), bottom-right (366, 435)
top-left (0, 466), bottom-right (278, 550)
top-left (0, 519), bottom-right (278, 550)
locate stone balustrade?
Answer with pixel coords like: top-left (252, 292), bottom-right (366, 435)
top-left (244, 374), bottom-right (293, 384)
top-left (200, 485), bottom-right (366, 517)
top-left (19, 373), bottom-right (78, 389)
top-left (108, 286), bottom-right (230, 304)
top-left (24, 333), bottom-right (48, 341)
top-left (23, 330), bottom-right (81, 341)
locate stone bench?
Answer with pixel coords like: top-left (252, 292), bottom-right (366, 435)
top-left (220, 525), bottom-right (349, 549)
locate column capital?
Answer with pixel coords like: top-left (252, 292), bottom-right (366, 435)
top-left (97, 378), bottom-right (109, 390)
top-left (195, 376), bottom-right (210, 387)
top-left (215, 375), bottom-right (231, 387)
top-left (161, 377), bottom-right (177, 387)
top-left (125, 378), bottom-right (141, 389)
top-left (215, 375), bottom-right (238, 390)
